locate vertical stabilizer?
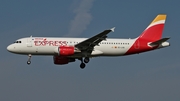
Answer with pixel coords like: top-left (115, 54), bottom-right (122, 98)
top-left (125, 15), bottom-right (168, 55)
top-left (139, 14), bottom-right (166, 41)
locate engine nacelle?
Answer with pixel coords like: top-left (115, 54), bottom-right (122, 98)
top-left (54, 46), bottom-right (75, 56)
top-left (53, 56), bottom-right (75, 65)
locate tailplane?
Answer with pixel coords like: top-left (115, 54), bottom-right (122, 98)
top-left (139, 14), bottom-right (166, 41)
top-left (149, 37), bottom-right (170, 46)
top-left (148, 37), bottom-right (170, 49)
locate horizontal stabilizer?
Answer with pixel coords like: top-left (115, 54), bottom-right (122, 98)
top-left (149, 37), bottom-right (170, 46)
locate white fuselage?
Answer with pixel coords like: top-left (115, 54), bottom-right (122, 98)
top-left (7, 37), bottom-right (136, 57)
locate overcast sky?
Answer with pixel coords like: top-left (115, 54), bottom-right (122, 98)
top-left (1, 0), bottom-right (180, 101)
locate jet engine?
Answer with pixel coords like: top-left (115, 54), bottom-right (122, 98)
top-left (54, 46), bottom-right (75, 56)
top-left (53, 56), bottom-right (75, 65)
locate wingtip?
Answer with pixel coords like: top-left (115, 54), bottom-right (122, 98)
top-left (111, 27), bottom-right (115, 32)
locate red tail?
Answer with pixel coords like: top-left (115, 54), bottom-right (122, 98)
top-left (125, 14), bottom-right (167, 55)
top-left (139, 15), bottom-right (166, 41)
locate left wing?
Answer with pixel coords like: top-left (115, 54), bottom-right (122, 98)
top-left (75, 27), bottom-right (115, 53)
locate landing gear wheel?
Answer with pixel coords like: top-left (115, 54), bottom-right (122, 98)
top-left (84, 57), bottom-right (89, 63)
top-left (27, 54), bottom-right (32, 65)
top-left (27, 61), bottom-right (31, 65)
top-left (80, 63), bottom-right (86, 69)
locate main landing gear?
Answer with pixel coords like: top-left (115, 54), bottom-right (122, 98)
top-left (84, 57), bottom-right (90, 63)
top-left (27, 54), bottom-right (32, 65)
top-left (79, 57), bottom-right (90, 69)
top-left (80, 62), bottom-right (86, 69)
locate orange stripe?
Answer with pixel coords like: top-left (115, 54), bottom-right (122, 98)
top-left (150, 14), bottom-right (166, 24)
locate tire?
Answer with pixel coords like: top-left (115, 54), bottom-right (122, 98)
top-left (27, 61), bottom-right (31, 65)
top-left (84, 57), bottom-right (89, 63)
top-left (80, 63), bottom-right (86, 69)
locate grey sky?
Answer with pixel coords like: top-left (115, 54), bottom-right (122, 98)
top-left (0, 0), bottom-right (180, 101)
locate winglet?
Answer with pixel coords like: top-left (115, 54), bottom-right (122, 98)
top-left (111, 27), bottom-right (115, 32)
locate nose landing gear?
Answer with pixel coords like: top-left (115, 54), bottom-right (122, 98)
top-left (27, 54), bottom-right (32, 65)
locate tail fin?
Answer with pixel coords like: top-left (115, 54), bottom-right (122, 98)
top-left (139, 14), bottom-right (166, 41)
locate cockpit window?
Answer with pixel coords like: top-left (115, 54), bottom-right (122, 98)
top-left (14, 41), bottom-right (22, 43)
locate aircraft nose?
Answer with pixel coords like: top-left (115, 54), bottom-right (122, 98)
top-left (7, 44), bottom-right (14, 52)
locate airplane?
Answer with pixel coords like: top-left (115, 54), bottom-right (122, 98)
top-left (7, 14), bottom-right (170, 69)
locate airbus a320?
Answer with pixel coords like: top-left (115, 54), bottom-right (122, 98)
top-left (7, 14), bottom-right (170, 69)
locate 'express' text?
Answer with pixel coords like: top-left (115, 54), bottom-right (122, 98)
top-left (34, 41), bottom-right (67, 46)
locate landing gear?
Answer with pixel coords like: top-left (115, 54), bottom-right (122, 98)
top-left (84, 57), bottom-right (89, 63)
top-left (79, 57), bottom-right (90, 69)
top-left (27, 61), bottom-right (31, 65)
top-left (27, 54), bottom-right (32, 65)
top-left (80, 63), bottom-right (86, 69)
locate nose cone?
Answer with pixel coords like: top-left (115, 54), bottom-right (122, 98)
top-left (7, 44), bottom-right (14, 52)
